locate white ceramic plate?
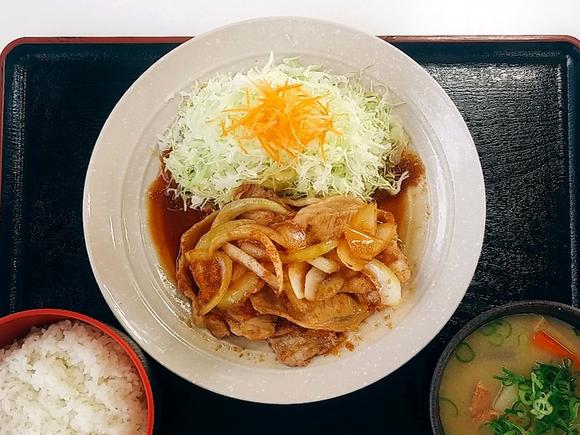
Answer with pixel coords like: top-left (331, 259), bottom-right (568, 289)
top-left (83, 17), bottom-right (485, 404)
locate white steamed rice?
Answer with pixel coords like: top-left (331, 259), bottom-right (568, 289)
top-left (0, 320), bottom-right (147, 435)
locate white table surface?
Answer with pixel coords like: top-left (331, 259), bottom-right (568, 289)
top-left (1, 0), bottom-right (579, 53)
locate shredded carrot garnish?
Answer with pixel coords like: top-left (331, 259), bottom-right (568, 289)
top-left (221, 81), bottom-right (340, 163)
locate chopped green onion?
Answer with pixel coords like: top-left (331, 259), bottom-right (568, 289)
top-left (495, 368), bottom-right (526, 386)
top-left (530, 392), bottom-right (553, 419)
top-left (490, 360), bottom-right (579, 435)
top-left (481, 319), bottom-right (512, 345)
top-left (488, 333), bottom-right (505, 347)
top-left (530, 372), bottom-right (543, 395)
top-left (439, 396), bottom-right (459, 417)
top-left (494, 319), bottom-right (512, 338)
top-left (518, 384), bottom-right (533, 405)
top-left (480, 322), bottom-right (498, 336)
top-left (455, 341), bottom-right (475, 363)
top-left (488, 417), bottom-right (527, 435)
top-left (570, 399), bottom-right (579, 421)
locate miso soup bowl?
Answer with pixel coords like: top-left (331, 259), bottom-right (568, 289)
top-left (429, 300), bottom-right (580, 435)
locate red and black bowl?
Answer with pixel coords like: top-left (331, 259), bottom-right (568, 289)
top-left (0, 308), bottom-right (156, 435)
top-left (429, 300), bottom-right (580, 434)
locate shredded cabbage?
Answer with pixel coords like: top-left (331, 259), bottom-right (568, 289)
top-left (160, 56), bottom-right (409, 208)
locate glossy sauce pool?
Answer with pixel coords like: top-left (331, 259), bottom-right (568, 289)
top-left (147, 153), bottom-right (425, 282)
top-left (374, 153), bottom-right (425, 225)
top-left (147, 175), bottom-right (208, 279)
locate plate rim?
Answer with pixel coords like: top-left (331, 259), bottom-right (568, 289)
top-left (83, 16), bottom-right (486, 404)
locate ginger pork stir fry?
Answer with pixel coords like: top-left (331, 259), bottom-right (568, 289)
top-left (176, 185), bottom-right (411, 366)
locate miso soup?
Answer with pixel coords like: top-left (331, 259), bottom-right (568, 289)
top-left (439, 314), bottom-right (580, 435)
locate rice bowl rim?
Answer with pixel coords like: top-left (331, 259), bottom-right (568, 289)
top-left (0, 308), bottom-right (155, 435)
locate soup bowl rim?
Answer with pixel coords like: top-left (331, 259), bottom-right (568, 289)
top-left (429, 300), bottom-right (580, 435)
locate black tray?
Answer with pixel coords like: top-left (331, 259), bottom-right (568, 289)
top-left (1, 36), bottom-right (579, 434)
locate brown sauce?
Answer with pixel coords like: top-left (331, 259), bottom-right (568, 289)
top-left (147, 151), bottom-right (425, 282)
top-left (374, 151), bottom-right (425, 225)
top-left (147, 175), bottom-right (207, 280)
